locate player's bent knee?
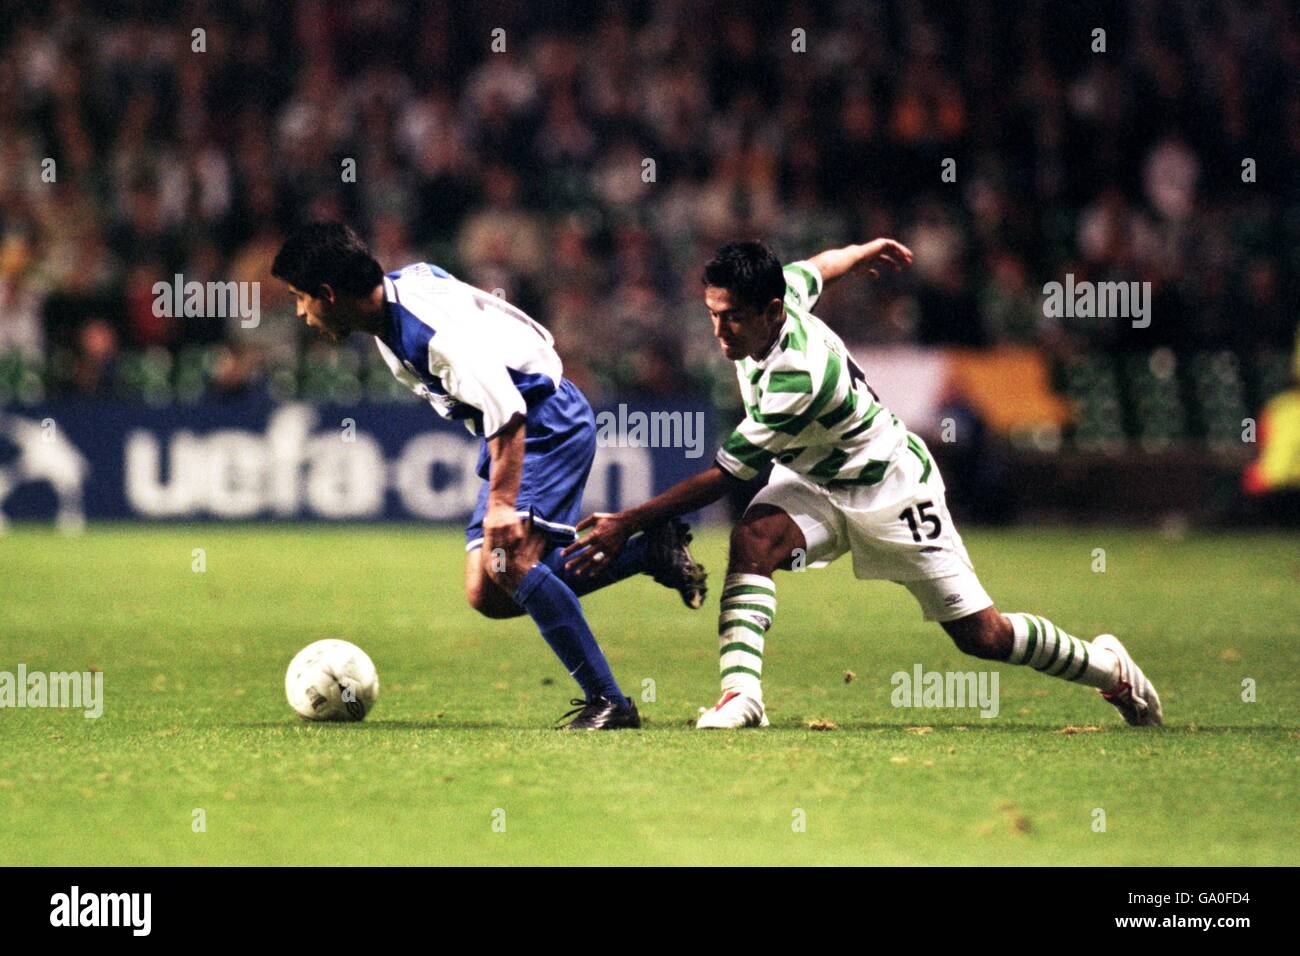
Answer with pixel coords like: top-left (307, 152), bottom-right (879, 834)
top-left (465, 581), bottom-right (522, 620)
top-left (728, 527), bottom-right (777, 574)
top-left (464, 580), bottom-right (490, 614)
top-left (465, 558), bottom-right (525, 620)
top-left (729, 508), bottom-right (802, 575)
top-left (475, 602), bottom-right (521, 620)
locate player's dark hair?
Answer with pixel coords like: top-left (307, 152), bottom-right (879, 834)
top-left (271, 222), bottom-right (384, 298)
top-left (702, 241), bottom-right (785, 311)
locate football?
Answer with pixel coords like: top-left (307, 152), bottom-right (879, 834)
top-left (284, 639), bottom-right (380, 722)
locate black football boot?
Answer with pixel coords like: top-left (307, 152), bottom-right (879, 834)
top-left (643, 517), bottom-right (708, 609)
top-left (557, 696), bottom-right (642, 730)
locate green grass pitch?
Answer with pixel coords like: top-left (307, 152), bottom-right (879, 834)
top-left (1, 525), bottom-right (1296, 866)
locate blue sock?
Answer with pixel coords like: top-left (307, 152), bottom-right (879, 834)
top-left (514, 563), bottom-right (627, 706)
top-left (544, 535), bottom-right (651, 597)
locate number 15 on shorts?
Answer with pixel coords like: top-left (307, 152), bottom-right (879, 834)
top-left (900, 501), bottom-right (942, 542)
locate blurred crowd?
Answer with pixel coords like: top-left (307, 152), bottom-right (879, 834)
top-left (0, 0), bottom-right (1298, 404)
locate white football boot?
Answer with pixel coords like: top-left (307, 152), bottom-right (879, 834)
top-left (696, 690), bottom-right (769, 729)
top-left (1093, 634), bottom-right (1164, 726)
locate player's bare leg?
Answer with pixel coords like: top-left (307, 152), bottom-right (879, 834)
top-left (463, 525), bottom-right (550, 619)
top-left (697, 504), bottom-right (804, 729)
top-left (941, 607), bottom-right (1013, 659)
top-left (465, 549), bottom-right (527, 620)
top-left (940, 606), bottom-right (1163, 726)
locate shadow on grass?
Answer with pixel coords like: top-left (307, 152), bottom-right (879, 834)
top-left (227, 719), bottom-right (518, 731)
top-left (224, 719), bottom-right (1296, 734)
top-left (772, 721), bottom-right (1296, 734)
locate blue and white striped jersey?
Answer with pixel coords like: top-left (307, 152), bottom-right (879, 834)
top-left (375, 263), bottom-right (562, 437)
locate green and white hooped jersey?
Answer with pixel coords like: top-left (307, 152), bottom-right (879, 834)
top-left (715, 261), bottom-right (927, 487)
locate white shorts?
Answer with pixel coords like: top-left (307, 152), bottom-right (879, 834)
top-left (749, 439), bottom-right (993, 623)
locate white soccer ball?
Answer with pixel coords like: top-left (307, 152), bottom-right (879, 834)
top-left (285, 639), bottom-right (380, 721)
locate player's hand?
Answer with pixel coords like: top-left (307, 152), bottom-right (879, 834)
top-left (562, 512), bottom-right (634, 577)
top-left (482, 502), bottom-right (527, 560)
top-left (856, 238), bottom-right (913, 279)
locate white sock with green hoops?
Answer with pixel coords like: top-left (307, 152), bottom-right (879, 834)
top-left (1004, 612), bottom-right (1119, 690)
top-left (718, 573), bottom-right (775, 698)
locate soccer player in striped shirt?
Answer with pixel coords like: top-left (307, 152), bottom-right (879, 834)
top-left (565, 239), bottom-right (1162, 729)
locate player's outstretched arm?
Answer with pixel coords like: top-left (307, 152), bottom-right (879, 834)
top-left (809, 238), bottom-right (913, 285)
top-left (562, 465), bottom-right (735, 576)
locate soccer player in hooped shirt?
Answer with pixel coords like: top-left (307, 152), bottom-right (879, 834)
top-left (566, 239), bottom-right (1163, 730)
top-left (271, 222), bottom-right (707, 730)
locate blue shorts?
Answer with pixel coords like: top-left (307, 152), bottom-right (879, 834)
top-left (465, 378), bottom-right (596, 552)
